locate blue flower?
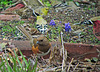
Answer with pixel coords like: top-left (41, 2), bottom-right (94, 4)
top-left (65, 22), bottom-right (71, 32)
top-left (49, 20), bottom-right (56, 26)
top-left (59, 21), bottom-right (62, 23)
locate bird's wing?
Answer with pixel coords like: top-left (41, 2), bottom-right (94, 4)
top-left (16, 25), bottom-right (34, 46)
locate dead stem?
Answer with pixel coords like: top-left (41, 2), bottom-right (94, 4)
top-left (67, 58), bottom-right (74, 72)
top-left (73, 63), bottom-right (79, 71)
top-left (61, 31), bottom-right (65, 71)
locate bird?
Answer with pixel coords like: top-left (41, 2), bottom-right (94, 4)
top-left (80, 16), bottom-right (100, 36)
top-left (16, 25), bottom-right (51, 56)
top-left (74, 16), bottom-right (100, 40)
top-left (34, 7), bottom-right (49, 16)
top-left (15, 6), bottom-right (33, 19)
top-left (36, 16), bottom-right (48, 34)
top-left (22, 23), bottom-right (41, 35)
top-left (90, 16), bottom-right (100, 40)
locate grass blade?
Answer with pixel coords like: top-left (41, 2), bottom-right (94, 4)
top-left (5, 55), bottom-right (13, 72)
top-left (19, 49), bottom-right (28, 67)
top-left (14, 50), bottom-right (22, 67)
top-left (0, 61), bottom-right (5, 68)
top-left (3, 64), bottom-right (7, 72)
top-left (32, 59), bottom-right (38, 72)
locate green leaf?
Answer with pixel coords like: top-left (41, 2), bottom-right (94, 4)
top-left (91, 57), bottom-right (98, 62)
top-left (5, 56), bottom-right (13, 72)
top-left (19, 50), bottom-right (28, 67)
top-left (0, 61), bottom-right (5, 68)
top-left (75, 2), bottom-right (80, 6)
top-left (0, 68), bottom-right (4, 72)
top-left (8, 54), bottom-right (17, 72)
top-left (98, 41), bottom-right (100, 44)
top-left (3, 64), bottom-right (7, 72)
top-left (20, 21), bottom-right (25, 24)
top-left (14, 50), bottom-right (22, 67)
top-left (44, 1), bottom-right (51, 7)
top-left (0, 7), bottom-right (3, 8)
top-left (32, 59), bottom-right (38, 72)
top-left (26, 60), bottom-right (31, 71)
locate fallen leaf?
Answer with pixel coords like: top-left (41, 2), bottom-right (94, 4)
top-left (0, 43), bottom-right (7, 49)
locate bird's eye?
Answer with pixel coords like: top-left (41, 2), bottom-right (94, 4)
top-left (40, 40), bottom-right (43, 42)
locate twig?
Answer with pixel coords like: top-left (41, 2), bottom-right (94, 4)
top-left (61, 31), bottom-right (65, 71)
top-left (73, 63), bottom-right (79, 71)
top-left (61, 31), bottom-right (68, 71)
top-left (42, 64), bottom-right (54, 71)
top-left (44, 66), bottom-right (68, 72)
top-left (43, 66), bottom-right (61, 72)
top-left (67, 58), bottom-right (74, 72)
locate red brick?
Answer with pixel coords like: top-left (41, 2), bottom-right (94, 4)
top-left (0, 40), bottom-right (100, 59)
top-left (64, 43), bottom-right (100, 59)
top-left (0, 15), bottom-right (20, 21)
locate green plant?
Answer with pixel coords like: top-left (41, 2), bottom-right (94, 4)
top-left (98, 41), bottom-right (100, 44)
top-left (0, 21), bottom-right (25, 38)
top-left (0, 0), bottom-right (13, 8)
top-left (0, 49), bottom-right (38, 72)
top-left (70, 40), bottom-right (77, 43)
top-left (44, 1), bottom-right (51, 7)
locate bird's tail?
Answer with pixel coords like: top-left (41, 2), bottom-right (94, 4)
top-left (16, 25), bottom-right (32, 40)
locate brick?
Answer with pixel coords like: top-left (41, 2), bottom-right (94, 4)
top-left (0, 15), bottom-right (20, 21)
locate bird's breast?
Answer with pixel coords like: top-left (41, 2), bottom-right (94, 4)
top-left (38, 43), bottom-right (51, 53)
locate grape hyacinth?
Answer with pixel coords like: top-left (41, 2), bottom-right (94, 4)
top-left (59, 21), bottom-right (62, 23)
top-left (65, 22), bottom-right (71, 32)
top-left (49, 20), bottom-right (56, 26)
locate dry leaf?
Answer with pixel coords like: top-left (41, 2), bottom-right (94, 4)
top-left (0, 43), bottom-right (7, 49)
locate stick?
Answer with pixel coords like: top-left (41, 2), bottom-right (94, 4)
top-left (67, 58), bottom-right (74, 72)
top-left (73, 63), bottom-right (79, 71)
top-left (61, 31), bottom-right (65, 71)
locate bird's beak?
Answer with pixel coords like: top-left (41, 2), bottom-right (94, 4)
top-left (36, 41), bottom-right (39, 44)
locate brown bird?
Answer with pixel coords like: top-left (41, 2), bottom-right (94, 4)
top-left (15, 7), bottom-right (33, 19)
top-left (16, 25), bottom-right (51, 56)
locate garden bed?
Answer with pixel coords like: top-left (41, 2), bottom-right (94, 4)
top-left (0, 0), bottom-right (100, 71)
top-left (0, 40), bottom-right (100, 60)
